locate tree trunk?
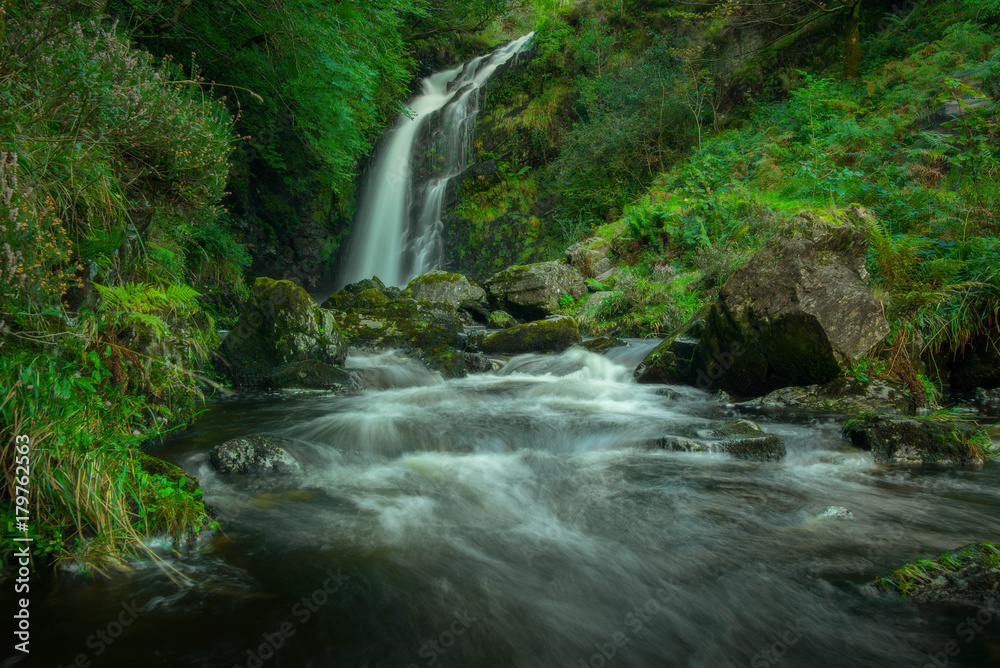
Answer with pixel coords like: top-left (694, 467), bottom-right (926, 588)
top-left (843, 0), bottom-right (861, 79)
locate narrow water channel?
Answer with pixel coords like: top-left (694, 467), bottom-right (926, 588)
top-left (13, 346), bottom-right (1000, 668)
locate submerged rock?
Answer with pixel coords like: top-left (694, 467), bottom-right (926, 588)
top-left (817, 506), bottom-right (854, 520)
top-left (870, 542), bottom-right (1000, 609)
top-left (659, 208), bottom-right (889, 397)
top-left (738, 378), bottom-right (916, 415)
top-left (842, 415), bottom-right (990, 468)
top-left (484, 260), bottom-right (587, 320)
top-left (268, 359), bottom-right (361, 393)
top-left (655, 420), bottom-right (786, 461)
top-left (403, 271), bottom-right (487, 308)
top-left (481, 316), bottom-right (582, 355)
top-left (218, 277), bottom-right (347, 386)
top-left (209, 435), bottom-right (300, 474)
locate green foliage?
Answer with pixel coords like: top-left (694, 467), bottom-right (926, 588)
top-left (849, 358), bottom-right (889, 385)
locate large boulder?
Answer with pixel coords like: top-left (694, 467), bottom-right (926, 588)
top-left (403, 271), bottom-right (486, 308)
top-left (484, 261), bottom-right (587, 320)
top-left (218, 278), bottom-right (347, 386)
top-left (651, 208), bottom-right (889, 396)
top-left (209, 435), bottom-right (300, 474)
top-left (482, 316), bottom-right (582, 355)
top-left (842, 415), bottom-right (991, 468)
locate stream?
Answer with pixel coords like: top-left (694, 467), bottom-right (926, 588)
top-left (10, 344), bottom-right (1000, 668)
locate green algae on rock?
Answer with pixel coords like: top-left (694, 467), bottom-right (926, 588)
top-left (842, 414), bottom-right (990, 468)
top-left (482, 315), bottom-right (582, 355)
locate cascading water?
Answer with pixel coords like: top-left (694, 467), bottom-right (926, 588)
top-left (336, 33), bottom-right (534, 289)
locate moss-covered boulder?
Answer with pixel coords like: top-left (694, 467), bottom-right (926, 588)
top-left (738, 378), bottom-right (916, 415)
top-left (842, 415), bottom-right (990, 468)
top-left (482, 316), bottom-right (582, 355)
top-left (268, 360), bottom-right (361, 393)
top-left (581, 336), bottom-right (625, 354)
top-left (680, 208), bottom-right (889, 397)
top-left (484, 260), bottom-right (587, 320)
top-left (871, 542), bottom-right (1000, 608)
top-left (403, 271), bottom-right (486, 308)
top-left (209, 435), bottom-right (300, 474)
top-left (218, 278), bottom-right (347, 386)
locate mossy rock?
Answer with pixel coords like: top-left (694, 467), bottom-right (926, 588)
top-left (403, 271), bottom-right (486, 308)
top-left (488, 310), bottom-right (518, 329)
top-left (842, 415), bottom-right (989, 468)
top-left (711, 419), bottom-right (765, 438)
top-left (581, 336), bottom-right (625, 354)
top-left (482, 316), bottom-right (582, 355)
top-left (634, 306), bottom-right (709, 384)
top-left (137, 453), bottom-right (200, 497)
top-left (871, 542), bottom-right (1000, 608)
top-left (655, 425), bottom-right (785, 462)
top-left (218, 277), bottom-right (347, 387)
top-left (268, 360), bottom-right (360, 393)
top-left (321, 287), bottom-right (390, 311)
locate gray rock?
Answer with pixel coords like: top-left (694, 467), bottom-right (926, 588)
top-left (487, 310), bottom-right (518, 329)
top-left (654, 420), bottom-right (785, 461)
top-left (484, 260), bottom-right (587, 320)
top-left (565, 238), bottom-right (611, 278)
top-left (268, 360), bottom-right (361, 393)
top-left (663, 207), bottom-right (890, 396)
top-left (817, 506), bottom-right (854, 520)
top-left (403, 271), bottom-right (486, 308)
top-left (739, 378), bottom-right (916, 415)
top-left (209, 435), bottom-right (300, 474)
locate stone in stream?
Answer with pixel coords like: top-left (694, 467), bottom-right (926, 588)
top-left (580, 336), bottom-right (625, 354)
top-left (487, 310), bottom-right (518, 329)
top-left (842, 415), bottom-right (991, 468)
top-left (481, 316), bottom-right (582, 355)
top-left (973, 387), bottom-right (1000, 408)
top-left (636, 207), bottom-right (890, 397)
top-left (655, 420), bottom-right (786, 462)
top-left (217, 277), bottom-right (347, 387)
top-left (816, 505), bottom-right (854, 520)
top-left (268, 359), bottom-right (361, 393)
top-left (868, 542), bottom-right (1000, 610)
top-left (209, 435), bottom-right (301, 474)
top-left (484, 260), bottom-right (587, 320)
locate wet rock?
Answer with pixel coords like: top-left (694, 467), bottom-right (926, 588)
top-left (333, 299), bottom-right (465, 376)
top-left (655, 420), bottom-right (785, 461)
top-left (842, 415), bottom-right (990, 468)
top-left (973, 387), bottom-right (1000, 408)
top-left (655, 388), bottom-right (682, 400)
top-left (634, 307), bottom-right (708, 385)
top-left (463, 352), bottom-right (498, 374)
top-left (565, 237), bottom-right (612, 278)
top-left (268, 360), bottom-right (361, 393)
top-left (817, 506), bottom-right (854, 520)
top-left (322, 287), bottom-right (389, 311)
top-left (580, 336), bottom-right (625, 354)
top-left (218, 277), bottom-right (347, 387)
top-left (482, 316), bottom-right (582, 355)
top-left (403, 271), bottom-right (487, 308)
top-left (870, 542), bottom-right (1000, 609)
top-left (209, 435), bottom-right (300, 474)
top-left (484, 260), bottom-right (587, 320)
top-left (674, 208), bottom-right (889, 397)
top-left (739, 378), bottom-right (916, 415)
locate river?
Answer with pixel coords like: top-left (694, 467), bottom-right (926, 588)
top-left (13, 345), bottom-right (1000, 668)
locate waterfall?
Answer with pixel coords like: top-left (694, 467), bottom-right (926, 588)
top-left (335, 33), bottom-right (534, 289)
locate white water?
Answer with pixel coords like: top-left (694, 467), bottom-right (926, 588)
top-left (336, 33), bottom-right (534, 289)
